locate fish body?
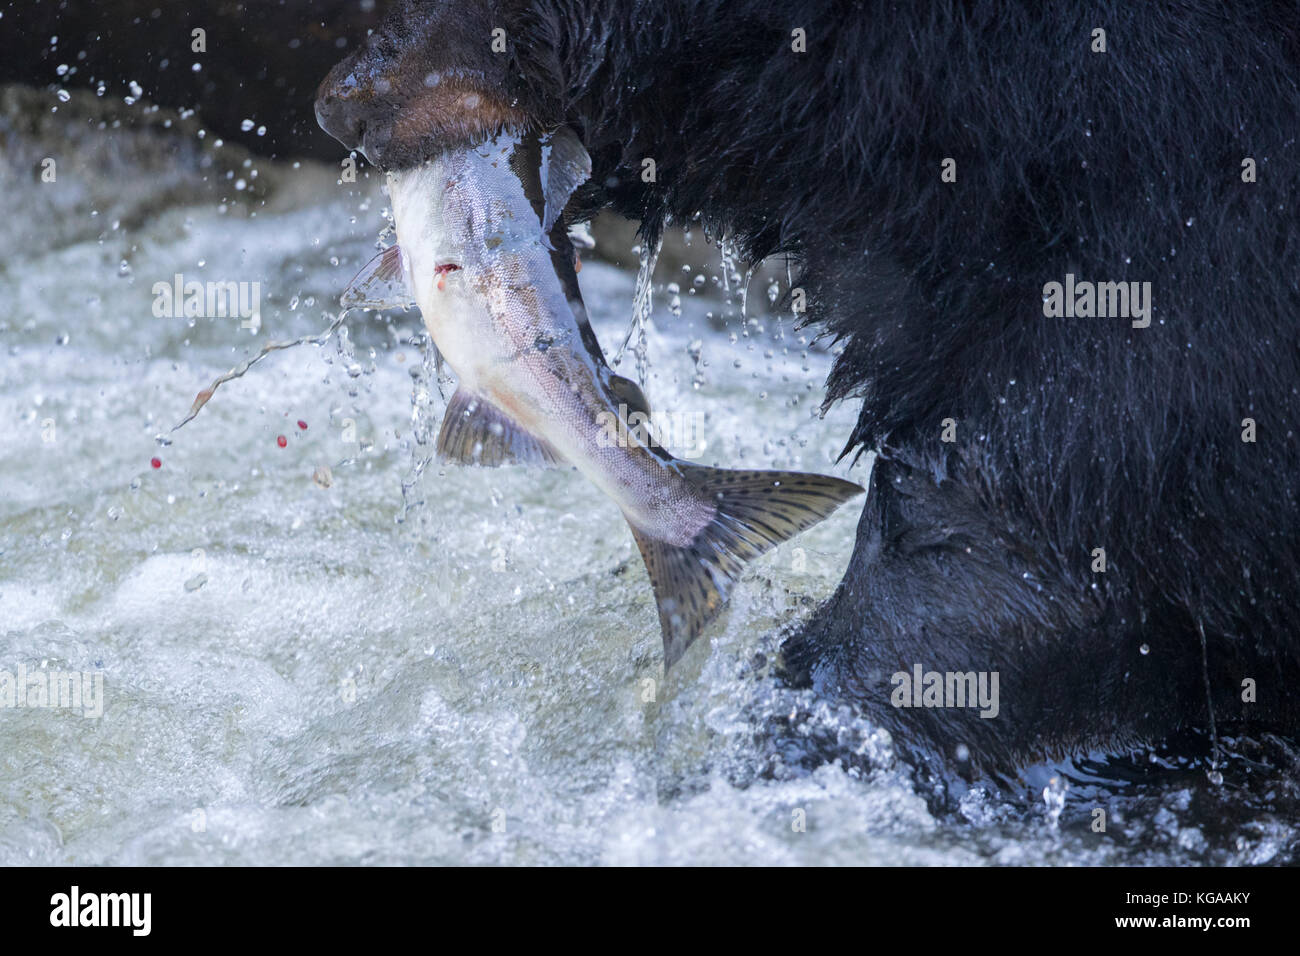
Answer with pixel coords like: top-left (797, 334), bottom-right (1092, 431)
top-left (347, 130), bottom-right (863, 665)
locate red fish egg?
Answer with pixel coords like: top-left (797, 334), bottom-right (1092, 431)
top-left (277, 435), bottom-right (287, 448)
top-left (150, 457), bottom-right (161, 469)
top-left (297, 420), bottom-right (308, 430)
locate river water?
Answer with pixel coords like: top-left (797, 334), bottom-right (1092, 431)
top-left (0, 87), bottom-right (1292, 865)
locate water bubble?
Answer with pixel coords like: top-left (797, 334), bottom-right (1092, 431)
top-left (1042, 775), bottom-right (1068, 828)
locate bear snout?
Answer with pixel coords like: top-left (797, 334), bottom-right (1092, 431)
top-left (314, 60), bottom-right (377, 158)
top-left (314, 1), bottom-right (529, 170)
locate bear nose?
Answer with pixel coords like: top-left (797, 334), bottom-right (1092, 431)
top-left (314, 70), bottom-right (367, 153)
top-left (315, 60), bottom-right (397, 165)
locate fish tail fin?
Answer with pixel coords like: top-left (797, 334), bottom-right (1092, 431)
top-left (628, 466), bottom-right (863, 667)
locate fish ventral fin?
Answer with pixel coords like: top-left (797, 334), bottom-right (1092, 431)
top-left (436, 387), bottom-right (562, 467)
top-left (628, 467), bottom-right (864, 668)
top-left (340, 245), bottom-right (415, 310)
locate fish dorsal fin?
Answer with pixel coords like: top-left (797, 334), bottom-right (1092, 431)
top-left (628, 467), bottom-right (864, 667)
top-left (437, 387), bottom-right (563, 467)
top-left (340, 245), bottom-right (415, 310)
top-left (540, 127), bottom-right (592, 238)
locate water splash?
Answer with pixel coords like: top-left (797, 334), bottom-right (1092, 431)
top-left (1042, 775), bottom-right (1069, 829)
top-left (398, 331), bottom-right (442, 521)
top-left (614, 235), bottom-right (662, 387)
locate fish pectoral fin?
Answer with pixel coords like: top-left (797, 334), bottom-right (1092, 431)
top-left (628, 467), bottom-right (864, 668)
top-left (540, 126), bottom-right (592, 237)
top-left (340, 245), bottom-right (415, 310)
top-left (436, 388), bottom-right (563, 467)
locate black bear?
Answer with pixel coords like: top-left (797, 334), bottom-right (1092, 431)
top-left (314, 0), bottom-right (1300, 787)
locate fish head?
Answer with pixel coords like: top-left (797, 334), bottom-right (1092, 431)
top-left (386, 130), bottom-right (592, 290)
top-left (314, 0), bottom-right (527, 169)
top-left (383, 140), bottom-right (542, 330)
top-left (382, 134), bottom-right (616, 401)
